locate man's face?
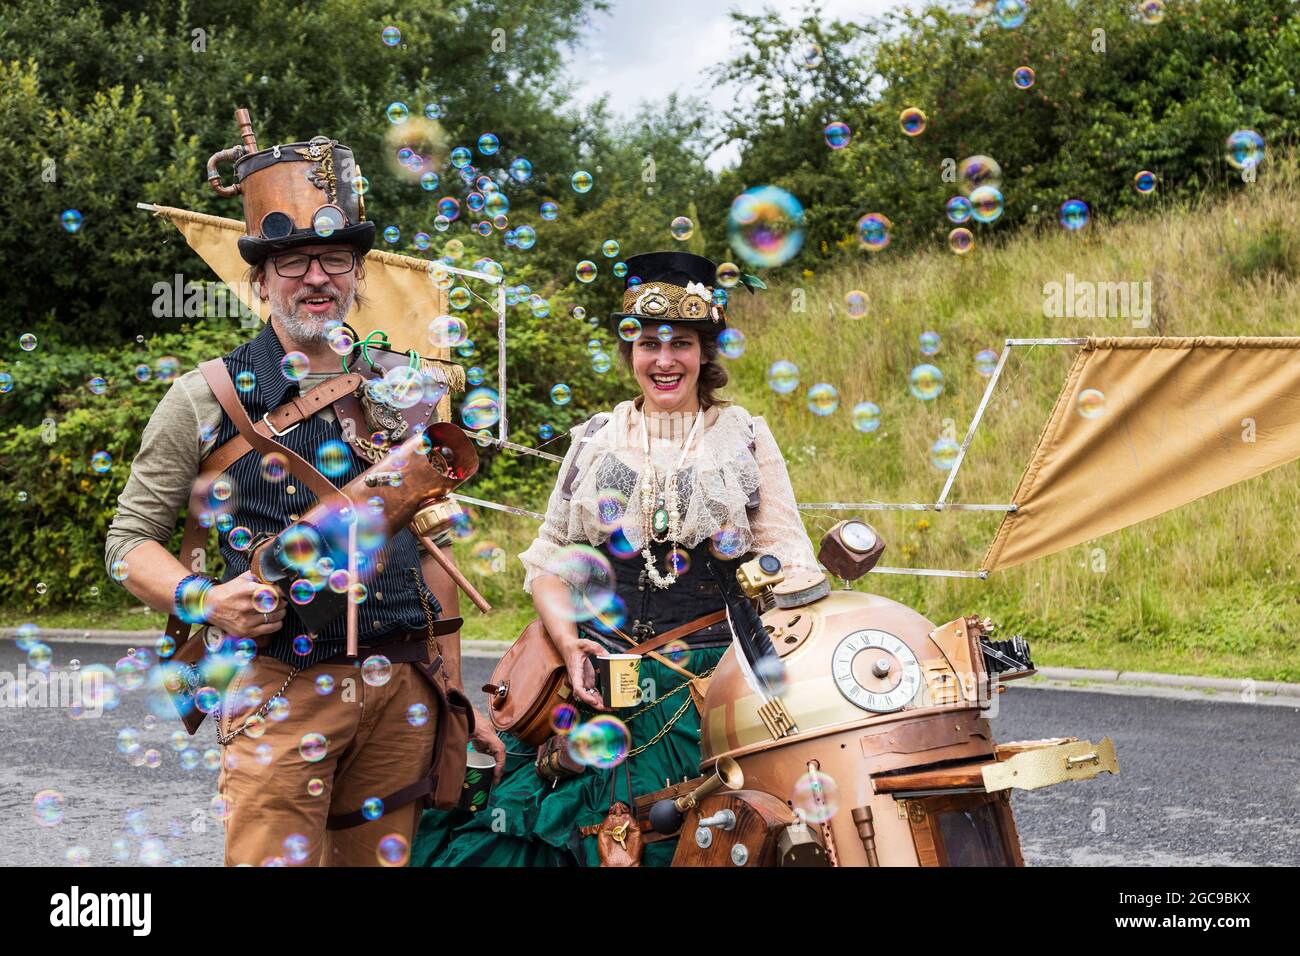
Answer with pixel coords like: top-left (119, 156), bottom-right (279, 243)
top-left (259, 243), bottom-right (358, 344)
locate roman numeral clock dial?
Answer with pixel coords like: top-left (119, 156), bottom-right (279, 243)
top-left (830, 629), bottom-right (921, 713)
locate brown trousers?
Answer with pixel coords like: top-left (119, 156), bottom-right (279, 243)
top-left (216, 652), bottom-right (438, 867)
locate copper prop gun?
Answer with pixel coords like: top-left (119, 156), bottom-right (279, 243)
top-left (246, 424), bottom-right (490, 655)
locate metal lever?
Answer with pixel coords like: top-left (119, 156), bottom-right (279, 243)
top-left (698, 809), bottom-right (737, 831)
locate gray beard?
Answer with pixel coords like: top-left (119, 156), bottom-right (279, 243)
top-left (268, 287), bottom-right (355, 347)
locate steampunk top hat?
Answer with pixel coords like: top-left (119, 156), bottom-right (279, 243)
top-left (207, 108), bottom-right (376, 265)
top-left (607, 251), bottom-right (764, 334)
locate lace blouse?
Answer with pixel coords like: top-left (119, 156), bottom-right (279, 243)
top-left (518, 397), bottom-right (818, 593)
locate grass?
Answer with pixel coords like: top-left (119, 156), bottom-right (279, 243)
top-left (6, 163), bottom-right (1300, 682)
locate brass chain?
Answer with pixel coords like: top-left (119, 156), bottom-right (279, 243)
top-left (214, 666), bottom-right (299, 746)
top-left (622, 665), bottom-right (716, 722)
top-left (627, 693), bottom-right (696, 758)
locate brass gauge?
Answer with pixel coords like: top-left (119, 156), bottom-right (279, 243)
top-left (817, 520), bottom-right (886, 582)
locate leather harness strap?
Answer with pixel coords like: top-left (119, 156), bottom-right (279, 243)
top-left (624, 608), bottom-right (729, 657)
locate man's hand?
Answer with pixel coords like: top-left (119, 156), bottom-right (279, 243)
top-left (469, 706), bottom-right (506, 783)
top-left (205, 571), bottom-right (285, 642)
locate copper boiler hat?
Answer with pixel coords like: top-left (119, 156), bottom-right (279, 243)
top-left (206, 108), bottom-right (376, 265)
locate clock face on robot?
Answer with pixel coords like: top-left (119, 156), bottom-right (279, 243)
top-left (830, 629), bottom-right (921, 713)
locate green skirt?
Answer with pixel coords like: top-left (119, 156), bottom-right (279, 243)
top-left (412, 646), bottom-right (726, 867)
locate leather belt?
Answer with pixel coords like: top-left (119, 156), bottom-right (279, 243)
top-left (319, 617), bottom-right (462, 665)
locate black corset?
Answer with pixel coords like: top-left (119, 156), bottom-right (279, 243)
top-left (586, 536), bottom-right (750, 651)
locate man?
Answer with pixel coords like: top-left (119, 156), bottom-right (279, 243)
top-left (105, 121), bottom-right (504, 866)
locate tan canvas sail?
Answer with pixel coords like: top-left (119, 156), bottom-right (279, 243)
top-left (143, 204), bottom-right (462, 404)
top-left (982, 336), bottom-right (1300, 573)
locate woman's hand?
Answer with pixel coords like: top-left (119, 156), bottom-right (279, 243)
top-left (563, 637), bottom-right (608, 711)
top-left (469, 706), bottom-right (506, 784)
top-left (205, 571), bottom-right (285, 642)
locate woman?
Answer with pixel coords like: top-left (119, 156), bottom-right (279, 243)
top-left (413, 251), bottom-right (817, 866)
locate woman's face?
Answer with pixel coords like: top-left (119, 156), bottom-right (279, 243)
top-left (631, 325), bottom-right (702, 413)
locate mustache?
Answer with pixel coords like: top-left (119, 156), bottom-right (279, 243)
top-left (292, 285), bottom-right (337, 304)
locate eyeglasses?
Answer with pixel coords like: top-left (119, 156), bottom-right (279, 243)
top-left (270, 250), bottom-right (357, 278)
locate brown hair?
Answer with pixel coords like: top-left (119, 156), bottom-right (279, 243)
top-left (617, 324), bottom-right (732, 410)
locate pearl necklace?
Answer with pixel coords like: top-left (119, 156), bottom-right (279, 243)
top-left (638, 403), bottom-right (704, 589)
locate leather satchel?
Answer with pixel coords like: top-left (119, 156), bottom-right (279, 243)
top-left (482, 609), bottom-right (728, 748)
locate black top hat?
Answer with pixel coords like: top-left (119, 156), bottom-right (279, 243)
top-left (607, 251), bottom-right (763, 334)
top-left (207, 111), bottom-right (375, 266)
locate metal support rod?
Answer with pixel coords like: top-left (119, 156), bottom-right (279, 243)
top-left (869, 566), bottom-right (989, 579)
top-left (497, 279), bottom-right (508, 446)
top-left (1004, 337), bottom-right (1089, 346)
top-left (449, 492), bottom-right (544, 522)
top-left (936, 343), bottom-right (1013, 509)
top-left (798, 502), bottom-right (1016, 512)
top-left (429, 262), bottom-right (503, 285)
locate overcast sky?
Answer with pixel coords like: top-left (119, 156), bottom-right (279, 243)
top-left (562, 0), bottom-right (905, 169)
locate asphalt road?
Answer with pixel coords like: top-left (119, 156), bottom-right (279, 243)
top-left (2, 641), bottom-right (1297, 867)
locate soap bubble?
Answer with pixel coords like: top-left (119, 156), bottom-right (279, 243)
top-left (919, 331), bottom-right (941, 356)
top-left (930, 437), bottom-right (961, 470)
top-left (669, 216), bottom-right (694, 241)
top-left (378, 834), bottom-right (410, 867)
top-left (1058, 199), bottom-right (1090, 231)
top-left (948, 227), bottom-right (974, 254)
top-left (1013, 65), bottom-right (1035, 88)
top-left (571, 170), bottom-right (593, 193)
top-left (807, 383), bottom-right (839, 416)
top-left (727, 185), bottom-right (805, 267)
top-left (1225, 130), bottom-right (1265, 170)
top-left (1077, 387), bottom-right (1106, 419)
top-left (957, 155), bottom-right (1002, 195)
top-left (767, 360), bottom-right (799, 395)
top-left (899, 107), bottom-right (927, 136)
top-left (428, 314), bottom-right (468, 348)
top-left (946, 195), bottom-right (977, 223)
top-left (540, 200), bottom-right (559, 221)
top-left (975, 349), bottom-right (1000, 376)
top-left (1138, 0), bottom-right (1165, 24)
top-left (823, 121), bottom-right (851, 149)
top-left (852, 402), bottom-right (882, 433)
top-left (33, 790), bottom-right (65, 827)
top-left (716, 262), bottom-right (740, 288)
top-left (316, 440), bottom-right (351, 478)
top-left (994, 0), bottom-right (1027, 29)
top-left (362, 655), bottom-right (392, 687)
top-left (19, 332), bottom-right (37, 351)
top-left (385, 102), bottom-right (409, 124)
top-left (62, 209), bottom-right (83, 233)
top-left (909, 364), bottom-right (945, 400)
top-left (461, 387), bottom-right (501, 430)
top-left (718, 328), bottom-right (745, 359)
top-left (565, 715), bottom-right (629, 769)
top-left (299, 733), bottom-right (328, 763)
top-left (381, 25), bottom-right (401, 46)
top-left (792, 769), bottom-right (840, 823)
top-left (550, 383), bottom-right (572, 406)
top-left (509, 157), bottom-right (533, 182)
top-left (601, 239), bottom-right (620, 258)
top-left (617, 317), bottom-right (642, 342)
top-left (845, 290), bottom-right (868, 319)
top-left (477, 132), bottom-right (499, 155)
top-left (856, 212), bottom-right (891, 251)
top-left (1133, 170), bottom-right (1157, 194)
top-left (969, 185), bottom-right (1004, 223)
